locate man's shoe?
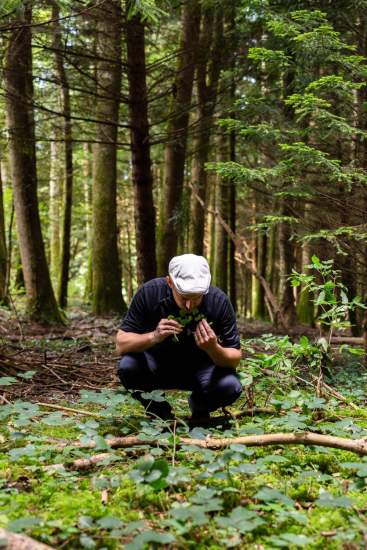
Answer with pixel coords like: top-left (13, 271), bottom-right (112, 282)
top-left (145, 400), bottom-right (175, 421)
top-left (188, 414), bottom-right (231, 429)
top-left (188, 413), bottom-right (211, 428)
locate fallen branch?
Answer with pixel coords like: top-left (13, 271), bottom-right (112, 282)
top-left (105, 432), bottom-right (367, 454)
top-left (0, 529), bottom-right (55, 550)
top-left (49, 431), bottom-right (367, 470)
top-left (330, 337), bottom-right (364, 345)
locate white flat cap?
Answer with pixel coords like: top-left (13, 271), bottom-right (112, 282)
top-left (168, 254), bottom-right (211, 295)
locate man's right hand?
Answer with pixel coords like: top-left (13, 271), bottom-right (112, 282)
top-left (151, 318), bottom-right (183, 345)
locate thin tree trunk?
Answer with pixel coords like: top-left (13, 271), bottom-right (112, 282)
top-left (49, 134), bottom-right (61, 288)
top-left (252, 232), bottom-right (267, 319)
top-left (215, 131), bottom-right (229, 292)
top-left (50, 1), bottom-right (73, 308)
top-left (191, 7), bottom-right (223, 255)
top-left (0, 161), bottom-right (8, 304)
top-left (157, 1), bottom-right (201, 273)
top-left (278, 201), bottom-right (297, 327)
top-left (296, 203), bottom-right (314, 326)
top-left (83, 142), bottom-right (93, 301)
top-left (229, 104), bottom-right (237, 310)
top-left (92, 0), bottom-right (126, 315)
top-left (125, 5), bottom-right (156, 283)
top-left (4, 2), bottom-right (62, 323)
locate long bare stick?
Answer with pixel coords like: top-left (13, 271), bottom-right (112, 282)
top-left (50, 431), bottom-right (367, 470)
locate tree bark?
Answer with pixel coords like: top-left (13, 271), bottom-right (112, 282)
top-left (50, 1), bottom-right (73, 309)
top-left (278, 201), bottom-right (297, 327)
top-left (157, 1), bottom-right (201, 273)
top-left (0, 161), bottom-right (8, 304)
top-left (83, 142), bottom-right (93, 301)
top-left (125, 5), bottom-right (156, 283)
top-left (214, 130), bottom-right (229, 292)
top-left (49, 133), bottom-right (61, 288)
top-left (191, 7), bottom-right (223, 256)
top-left (4, 2), bottom-right (62, 323)
top-left (92, 0), bottom-right (126, 315)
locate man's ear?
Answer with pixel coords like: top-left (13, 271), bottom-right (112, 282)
top-left (166, 275), bottom-right (173, 289)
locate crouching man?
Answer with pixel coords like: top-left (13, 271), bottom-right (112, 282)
top-left (116, 254), bottom-right (242, 424)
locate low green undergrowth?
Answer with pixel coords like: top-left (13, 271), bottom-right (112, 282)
top-left (1, 354), bottom-right (367, 550)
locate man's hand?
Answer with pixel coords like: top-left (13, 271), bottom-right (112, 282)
top-left (152, 318), bottom-right (183, 345)
top-left (194, 319), bottom-right (217, 352)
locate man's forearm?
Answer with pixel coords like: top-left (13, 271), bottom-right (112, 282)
top-left (116, 330), bottom-right (157, 355)
top-left (205, 342), bottom-right (241, 369)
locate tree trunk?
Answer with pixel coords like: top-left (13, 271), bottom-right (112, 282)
top-left (4, 2), bottom-right (62, 323)
top-left (252, 232), bottom-right (267, 319)
top-left (92, 0), bottom-right (126, 315)
top-left (49, 134), bottom-right (61, 288)
top-left (229, 102), bottom-right (237, 310)
top-left (83, 142), bottom-right (93, 301)
top-left (157, 1), bottom-right (201, 273)
top-left (278, 201), bottom-right (297, 327)
top-left (297, 229), bottom-right (315, 327)
top-left (125, 6), bottom-right (156, 283)
top-left (0, 161), bottom-right (8, 305)
top-left (215, 131), bottom-right (229, 292)
top-left (191, 7), bottom-right (223, 255)
top-left (51, 1), bottom-right (73, 309)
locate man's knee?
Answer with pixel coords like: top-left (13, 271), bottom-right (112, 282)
top-left (216, 372), bottom-right (242, 401)
top-left (117, 354), bottom-right (147, 390)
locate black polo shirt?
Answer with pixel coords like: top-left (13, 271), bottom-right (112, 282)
top-left (119, 277), bottom-right (240, 362)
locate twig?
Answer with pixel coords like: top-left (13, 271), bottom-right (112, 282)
top-left (35, 402), bottom-right (101, 417)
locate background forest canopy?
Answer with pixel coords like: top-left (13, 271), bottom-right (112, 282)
top-left (0, 0), bottom-right (366, 332)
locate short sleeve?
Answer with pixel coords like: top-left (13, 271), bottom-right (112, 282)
top-left (119, 287), bottom-right (150, 333)
top-left (217, 298), bottom-right (241, 349)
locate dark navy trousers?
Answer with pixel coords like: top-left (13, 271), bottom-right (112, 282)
top-left (117, 351), bottom-right (242, 415)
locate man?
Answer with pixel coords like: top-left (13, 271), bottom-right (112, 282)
top-left (116, 254), bottom-right (242, 424)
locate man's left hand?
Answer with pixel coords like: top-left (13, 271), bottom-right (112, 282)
top-left (194, 319), bottom-right (217, 352)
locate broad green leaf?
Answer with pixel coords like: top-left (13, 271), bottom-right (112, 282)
top-left (17, 370), bottom-right (36, 379)
top-left (125, 531), bottom-right (175, 550)
top-left (315, 492), bottom-right (353, 508)
top-left (255, 487), bottom-right (294, 507)
top-left (96, 516), bottom-right (124, 529)
top-left (0, 377), bottom-right (17, 386)
top-left (7, 517), bottom-right (40, 532)
top-left (79, 535), bottom-right (96, 549)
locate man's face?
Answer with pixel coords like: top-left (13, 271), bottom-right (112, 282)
top-left (166, 276), bottom-right (204, 313)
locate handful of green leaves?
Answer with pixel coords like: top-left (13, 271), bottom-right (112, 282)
top-left (167, 308), bottom-right (206, 342)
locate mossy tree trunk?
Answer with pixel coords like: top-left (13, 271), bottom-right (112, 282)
top-left (4, 1), bottom-right (62, 323)
top-left (92, 0), bottom-right (126, 315)
top-left (126, 5), bottom-right (156, 284)
top-left (157, 1), bottom-right (201, 274)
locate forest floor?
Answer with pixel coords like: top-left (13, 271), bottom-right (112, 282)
top-left (1, 309), bottom-right (367, 549)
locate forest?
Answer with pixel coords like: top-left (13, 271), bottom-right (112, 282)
top-left (1, 0), bottom-right (367, 548)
